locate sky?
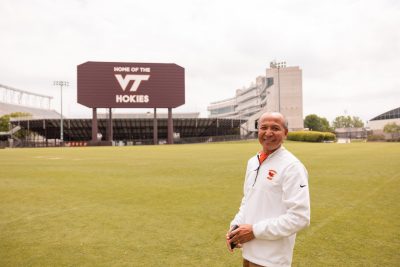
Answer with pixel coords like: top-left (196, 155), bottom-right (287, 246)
top-left (0, 0), bottom-right (399, 124)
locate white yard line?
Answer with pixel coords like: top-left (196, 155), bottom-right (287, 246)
top-left (0, 203), bottom-right (98, 226)
top-left (297, 174), bottom-right (399, 240)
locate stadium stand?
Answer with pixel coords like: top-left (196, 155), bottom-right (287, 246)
top-left (0, 102), bottom-right (60, 119)
top-left (1, 84), bottom-right (244, 147)
top-left (9, 117), bottom-right (243, 147)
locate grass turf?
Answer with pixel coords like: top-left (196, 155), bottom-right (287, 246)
top-left (0, 141), bottom-right (399, 266)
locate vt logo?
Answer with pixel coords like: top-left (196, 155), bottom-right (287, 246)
top-left (115, 74), bottom-right (150, 92)
top-left (267, 169), bottom-right (277, 180)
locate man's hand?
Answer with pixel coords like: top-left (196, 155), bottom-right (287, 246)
top-left (226, 226), bottom-right (236, 252)
top-left (226, 224), bottom-right (254, 252)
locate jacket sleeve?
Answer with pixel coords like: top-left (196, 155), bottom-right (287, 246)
top-left (230, 160), bottom-right (253, 227)
top-left (252, 161), bottom-right (311, 240)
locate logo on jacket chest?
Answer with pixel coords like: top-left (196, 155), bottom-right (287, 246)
top-left (267, 169), bottom-right (277, 180)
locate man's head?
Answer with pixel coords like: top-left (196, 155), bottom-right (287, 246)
top-left (257, 112), bottom-right (288, 153)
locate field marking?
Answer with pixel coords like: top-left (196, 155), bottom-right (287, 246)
top-left (297, 173), bottom-right (399, 240)
top-left (0, 203), bottom-right (98, 226)
top-left (33, 156), bottom-right (93, 161)
top-left (1, 192), bottom-right (142, 226)
top-left (33, 156), bottom-right (62, 160)
top-left (2, 174), bottom-right (398, 233)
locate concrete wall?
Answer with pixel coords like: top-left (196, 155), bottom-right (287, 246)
top-left (266, 66), bottom-right (303, 130)
top-left (367, 118), bottom-right (400, 130)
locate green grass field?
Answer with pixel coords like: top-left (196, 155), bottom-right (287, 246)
top-left (1, 141), bottom-right (399, 266)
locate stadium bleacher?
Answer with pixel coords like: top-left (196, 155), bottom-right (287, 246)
top-left (0, 102), bottom-right (60, 119)
top-left (1, 86), bottom-right (244, 146)
top-left (11, 117), bottom-right (242, 145)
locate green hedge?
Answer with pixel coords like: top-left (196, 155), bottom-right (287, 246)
top-left (287, 131), bottom-right (336, 142)
top-left (367, 134), bottom-right (385, 142)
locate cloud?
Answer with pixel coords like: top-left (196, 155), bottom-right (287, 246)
top-left (0, 0), bottom-right (399, 122)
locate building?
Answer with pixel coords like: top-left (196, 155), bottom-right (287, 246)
top-left (207, 61), bottom-right (303, 132)
top-left (367, 107), bottom-right (400, 140)
top-left (367, 107), bottom-right (400, 130)
top-left (334, 127), bottom-right (371, 140)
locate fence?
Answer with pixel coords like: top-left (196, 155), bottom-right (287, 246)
top-left (0, 135), bottom-right (253, 148)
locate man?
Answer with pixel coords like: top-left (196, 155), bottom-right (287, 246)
top-left (226, 112), bottom-right (310, 267)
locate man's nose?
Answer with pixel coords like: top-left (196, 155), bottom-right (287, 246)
top-left (264, 129), bottom-right (273, 135)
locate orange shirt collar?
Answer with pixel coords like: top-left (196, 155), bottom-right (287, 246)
top-left (257, 151), bottom-right (269, 165)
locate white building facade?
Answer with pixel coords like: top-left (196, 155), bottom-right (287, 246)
top-left (367, 107), bottom-right (400, 130)
top-left (207, 62), bottom-right (303, 132)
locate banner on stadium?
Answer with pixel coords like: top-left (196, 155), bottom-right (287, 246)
top-left (77, 61), bottom-right (185, 108)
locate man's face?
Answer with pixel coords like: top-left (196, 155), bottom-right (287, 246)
top-left (258, 114), bottom-right (288, 153)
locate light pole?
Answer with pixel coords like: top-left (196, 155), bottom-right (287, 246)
top-left (53, 81), bottom-right (69, 144)
top-left (270, 60), bottom-right (286, 112)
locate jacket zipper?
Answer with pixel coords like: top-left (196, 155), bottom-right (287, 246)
top-left (252, 155), bottom-right (261, 187)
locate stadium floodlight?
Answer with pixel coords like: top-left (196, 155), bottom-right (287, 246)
top-left (269, 60), bottom-right (286, 112)
top-left (271, 60), bottom-right (285, 112)
top-left (53, 81), bottom-right (69, 144)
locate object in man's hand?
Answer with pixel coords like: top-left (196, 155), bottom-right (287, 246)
top-left (229, 225), bottom-right (239, 249)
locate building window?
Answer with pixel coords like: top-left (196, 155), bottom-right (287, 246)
top-left (210, 106), bottom-right (235, 115)
top-left (267, 77), bottom-right (274, 87)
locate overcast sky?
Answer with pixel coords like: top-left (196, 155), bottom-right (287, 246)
top-left (1, 0), bottom-right (399, 123)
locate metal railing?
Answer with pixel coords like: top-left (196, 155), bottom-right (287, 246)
top-left (1, 135), bottom-right (256, 148)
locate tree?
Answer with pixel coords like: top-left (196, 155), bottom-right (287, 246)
top-left (304, 114), bottom-right (320, 131)
top-left (0, 112), bottom-right (32, 137)
top-left (332, 115), bottom-right (364, 129)
top-left (320, 117), bottom-right (331, 132)
top-left (352, 116), bottom-right (364, 128)
top-left (0, 115), bottom-right (10, 132)
top-left (332, 116), bottom-right (352, 128)
top-left (383, 122), bottom-right (400, 140)
top-left (304, 114), bottom-right (332, 132)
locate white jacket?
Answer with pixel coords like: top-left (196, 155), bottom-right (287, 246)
top-left (231, 146), bottom-right (310, 267)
